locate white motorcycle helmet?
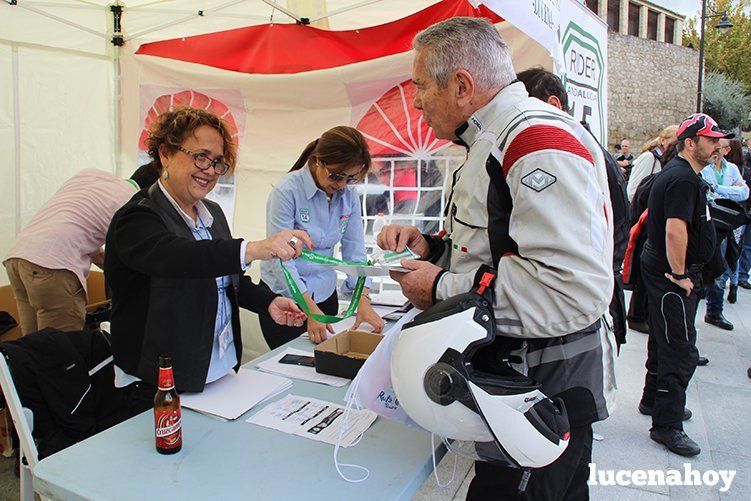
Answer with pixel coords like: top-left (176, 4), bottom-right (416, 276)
top-left (391, 291), bottom-right (570, 468)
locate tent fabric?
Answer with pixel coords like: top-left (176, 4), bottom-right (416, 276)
top-left (356, 80), bottom-right (452, 157)
top-left (136, 0), bottom-right (502, 74)
top-left (0, 1), bottom-right (443, 57)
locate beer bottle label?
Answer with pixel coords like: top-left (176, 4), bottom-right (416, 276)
top-left (158, 367), bottom-right (175, 390)
top-left (155, 408), bottom-right (182, 449)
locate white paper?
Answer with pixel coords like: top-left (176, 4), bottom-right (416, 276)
top-left (369, 289), bottom-right (409, 307)
top-left (328, 264), bottom-right (410, 277)
top-left (181, 369), bottom-right (292, 420)
top-left (246, 394), bottom-right (377, 447)
top-left (256, 348), bottom-right (350, 387)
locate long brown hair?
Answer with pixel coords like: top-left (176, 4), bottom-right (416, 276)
top-left (727, 139), bottom-right (743, 167)
top-left (289, 126), bottom-right (371, 180)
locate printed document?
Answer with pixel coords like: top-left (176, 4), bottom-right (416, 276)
top-left (246, 394), bottom-right (377, 447)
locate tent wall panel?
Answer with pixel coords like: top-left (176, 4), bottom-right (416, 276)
top-left (0, 44), bottom-right (16, 286)
top-left (17, 46), bottom-right (115, 227)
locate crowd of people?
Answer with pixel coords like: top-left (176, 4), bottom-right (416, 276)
top-left (2, 15), bottom-right (751, 501)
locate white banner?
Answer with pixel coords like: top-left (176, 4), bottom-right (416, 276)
top-left (476, 0), bottom-right (562, 66)
top-left (559, 0), bottom-right (609, 144)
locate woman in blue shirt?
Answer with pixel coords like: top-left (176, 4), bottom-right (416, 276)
top-left (260, 126), bottom-right (385, 349)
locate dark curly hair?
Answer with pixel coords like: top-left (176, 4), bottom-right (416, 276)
top-left (146, 107), bottom-right (236, 173)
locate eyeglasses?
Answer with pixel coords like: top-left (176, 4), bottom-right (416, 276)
top-left (327, 171), bottom-right (361, 184)
top-left (176, 146), bottom-right (231, 176)
top-left (319, 161), bottom-right (363, 185)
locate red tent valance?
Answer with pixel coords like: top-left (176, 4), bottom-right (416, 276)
top-left (136, 0), bottom-right (503, 75)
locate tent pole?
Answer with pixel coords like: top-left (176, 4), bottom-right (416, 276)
top-left (13, 3), bottom-right (108, 39)
top-left (259, 0), bottom-right (304, 23)
top-left (128, 0), bottom-right (246, 39)
top-left (12, 44), bottom-right (21, 235)
top-left (113, 49), bottom-right (121, 178)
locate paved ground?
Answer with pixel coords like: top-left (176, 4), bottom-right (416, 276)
top-left (415, 288), bottom-right (751, 500)
top-left (1, 290), bottom-right (749, 500)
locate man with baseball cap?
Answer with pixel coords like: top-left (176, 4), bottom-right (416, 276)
top-left (638, 113), bottom-right (729, 456)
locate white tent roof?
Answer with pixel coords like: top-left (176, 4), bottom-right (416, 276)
top-left (1, 1), bottom-right (441, 55)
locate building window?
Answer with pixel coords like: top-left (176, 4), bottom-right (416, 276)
top-left (648, 10), bottom-right (659, 40)
top-left (585, 0), bottom-right (599, 15)
top-left (607, 0), bottom-right (620, 31)
top-left (628, 2), bottom-right (640, 36)
top-left (665, 17), bottom-right (675, 44)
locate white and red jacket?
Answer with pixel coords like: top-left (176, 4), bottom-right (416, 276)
top-left (427, 82), bottom-right (617, 424)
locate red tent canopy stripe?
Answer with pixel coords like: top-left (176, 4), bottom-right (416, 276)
top-left (138, 90), bottom-right (240, 151)
top-left (136, 0), bottom-right (503, 75)
top-left (357, 80), bottom-right (451, 156)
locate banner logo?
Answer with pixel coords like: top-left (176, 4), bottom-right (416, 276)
top-left (561, 21), bottom-right (605, 142)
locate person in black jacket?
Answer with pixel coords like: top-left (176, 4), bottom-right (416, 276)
top-left (517, 67), bottom-right (630, 349)
top-left (105, 107), bottom-right (312, 414)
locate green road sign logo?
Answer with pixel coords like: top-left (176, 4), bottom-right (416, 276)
top-left (562, 21), bottom-right (605, 142)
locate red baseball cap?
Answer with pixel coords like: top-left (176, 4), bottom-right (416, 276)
top-left (676, 113), bottom-right (733, 140)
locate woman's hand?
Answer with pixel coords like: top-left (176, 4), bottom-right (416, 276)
top-left (268, 297), bottom-right (307, 327)
top-left (306, 304), bottom-right (334, 344)
top-left (352, 295), bottom-right (385, 333)
top-left (246, 230), bottom-right (313, 263)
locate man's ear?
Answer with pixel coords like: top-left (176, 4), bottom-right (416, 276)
top-left (546, 95), bottom-right (563, 111)
top-left (454, 69), bottom-right (475, 107)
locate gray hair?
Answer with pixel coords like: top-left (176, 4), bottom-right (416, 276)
top-left (413, 17), bottom-right (516, 90)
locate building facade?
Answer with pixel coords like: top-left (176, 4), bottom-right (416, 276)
top-left (585, 0), bottom-right (686, 45)
top-left (584, 0), bottom-right (698, 149)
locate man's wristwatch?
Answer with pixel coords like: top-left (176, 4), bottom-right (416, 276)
top-left (669, 271), bottom-right (689, 281)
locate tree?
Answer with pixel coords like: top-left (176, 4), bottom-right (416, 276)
top-left (703, 71), bottom-right (751, 129)
top-left (684, 0), bottom-right (751, 91)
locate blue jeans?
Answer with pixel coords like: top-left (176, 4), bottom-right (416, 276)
top-left (706, 239), bottom-right (731, 317)
top-left (736, 225), bottom-right (751, 284)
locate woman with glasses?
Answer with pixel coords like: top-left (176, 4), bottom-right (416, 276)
top-left (105, 107), bottom-right (312, 412)
top-left (260, 126), bottom-right (385, 349)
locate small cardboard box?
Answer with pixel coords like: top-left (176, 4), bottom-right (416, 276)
top-left (314, 329), bottom-right (384, 379)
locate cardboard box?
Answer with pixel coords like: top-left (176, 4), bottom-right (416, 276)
top-left (314, 329), bottom-right (384, 379)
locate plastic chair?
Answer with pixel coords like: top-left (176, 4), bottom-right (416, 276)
top-left (0, 353), bottom-right (38, 501)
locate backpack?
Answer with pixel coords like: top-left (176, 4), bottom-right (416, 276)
top-left (622, 172), bottom-right (659, 286)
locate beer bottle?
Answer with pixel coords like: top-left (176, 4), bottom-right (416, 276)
top-left (154, 355), bottom-right (182, 454)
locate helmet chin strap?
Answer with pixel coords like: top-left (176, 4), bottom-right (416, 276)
top-left (431, 433), bottom-right (458, 488)
top-left (333, 377), bottom-right (370, 483)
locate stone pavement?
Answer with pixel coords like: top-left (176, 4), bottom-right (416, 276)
top-left (415, 288), bottom-right (751, 500)
top-left (1, 291), bottom-right (749, 500)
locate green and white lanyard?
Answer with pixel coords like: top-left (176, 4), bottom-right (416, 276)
top-left (713, 163), bottom-right (725, 186)
top-left (279, 250), bottom-right (367, 324)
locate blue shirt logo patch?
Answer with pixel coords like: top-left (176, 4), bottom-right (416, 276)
top-left (299, 208), bottom-right (310, 223)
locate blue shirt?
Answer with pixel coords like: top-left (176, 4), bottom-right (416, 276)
top-left (261, 166), bottom-right (371, 302)
top-left (700, 159), bottom-right (750, 202)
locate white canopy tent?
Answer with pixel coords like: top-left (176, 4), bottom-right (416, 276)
top-left (0, 0), bottom-right (608, 294)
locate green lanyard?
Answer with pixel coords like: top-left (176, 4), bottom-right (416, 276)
top-left (280, 249), bottom-right (367, 323)
top-left (714, 166), bottom-right (724, 186)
